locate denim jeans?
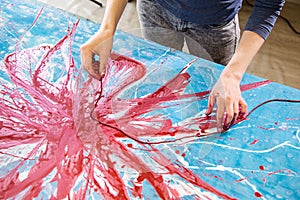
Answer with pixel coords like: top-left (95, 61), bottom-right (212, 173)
top-left (137, 0), bottom-right (241, 65)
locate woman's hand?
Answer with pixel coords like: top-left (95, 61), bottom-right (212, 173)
top-left (206, 31), bottom-right (265, 132)
top-left (80, 0), bottom-right (128, 79)
top-left (80, 29), bottom-right (113, 80)
top-left (206, 69), bottom-right (248, 132)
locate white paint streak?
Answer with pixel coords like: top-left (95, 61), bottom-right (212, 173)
top-left (192, 141), bottom-right (300, 153)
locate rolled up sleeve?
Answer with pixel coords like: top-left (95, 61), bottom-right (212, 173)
top-left (244, 0), bottom-right (285, 40)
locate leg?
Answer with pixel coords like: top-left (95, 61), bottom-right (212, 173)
top-left (185, 35), bottom-right (213, 62)
top-left (185, 15), bottom-right (240, 65)
top-left (137, 0), bottom-right (184, 51)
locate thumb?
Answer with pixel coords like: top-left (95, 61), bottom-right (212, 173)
top-left (81, 49), bottom-right (92, 72)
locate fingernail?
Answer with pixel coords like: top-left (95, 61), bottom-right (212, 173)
top-left (232, 114), bottom-right (237, 124)
top-left (223, 123), bottom-right (231, 131)
top-left (238, 112), bottom-right (247, 119)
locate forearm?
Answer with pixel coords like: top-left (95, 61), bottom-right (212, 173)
top-left (80, 0), bottom-right (128, 79)
top-left (222, 30), bottom-right (265, 81)
top-left (99, 0), bottom-right (128, 35)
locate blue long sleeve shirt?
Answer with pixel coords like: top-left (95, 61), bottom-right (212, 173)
top-left (155, 0), bottom-right (285, 40)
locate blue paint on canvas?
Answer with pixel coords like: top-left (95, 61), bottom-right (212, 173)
top-left (0, 0), bottom-right (299, 199)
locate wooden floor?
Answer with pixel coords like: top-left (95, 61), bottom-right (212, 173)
top-left (240, 1), bottom-right (300, 89)
top-left (39, 0), bottom-right (300, 89)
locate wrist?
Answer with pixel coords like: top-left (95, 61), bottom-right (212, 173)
top-left (98, 23), bottom-right (116, 37)
top-left (221, 66), bottom-right (243, 83)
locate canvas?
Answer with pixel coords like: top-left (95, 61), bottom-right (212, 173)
top-left (0, 0), bottom-right (299, 199)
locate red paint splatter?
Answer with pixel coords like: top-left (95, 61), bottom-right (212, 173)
top-left (254, 191), bottom-right (263, 198)
top-left (286, 117), bottom-right (300, 121)
top-left (235, 178), bottom-right (247, 182)
top-left (240, 80), bottom-right (271, 90)
top-left (259, 166), bottom-right (265, 170)
top-left (0, 23), bottom-right (234, 200)
top-left (250, 139), bottom-right (259, 145)
top-left (268, 168), bottom-right (293, 176)
top-left (0, 9), bottom-right (272, 199)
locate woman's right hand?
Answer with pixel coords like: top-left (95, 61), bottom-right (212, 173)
top-left (80, 29), bottom-right (114, 80)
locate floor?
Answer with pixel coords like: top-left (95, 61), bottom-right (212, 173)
top-left (38, 0), bottom-right (300, 89)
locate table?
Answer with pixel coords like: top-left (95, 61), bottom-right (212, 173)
top-left (1, 0), bottom-right (299, 199)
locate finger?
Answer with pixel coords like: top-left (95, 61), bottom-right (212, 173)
top-left (224, 95), bottom-right (234, 125)
top-left (206, 92), bottom-right (216, 115)
top-left (91, 60), bottom-right (101, 79)
top-left (81, 52), bottom-right (92, 71)
top-left (224, 101), bottom-right (239, 130)
top-left (233, 101), bottom-right (239, 122)
top-left (80, 45), bottom-right (91, 67)
top-left (85, 55), bottom-right (100, 80)
top-left (216, 98), bottom-right (225, 132)
top-left (80, 48), bottom-right (101, 79)
top-left (87, 57), bottom-right (100, 79)
top-left (99, 52), bottom-right (110, 79)
top-left (99, 61), bottom-right (106, 79)
top-left (239, 97), bottom-right (248, 114)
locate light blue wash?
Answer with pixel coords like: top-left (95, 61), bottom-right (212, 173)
top-left (137, 0), bottom-right (241, 65)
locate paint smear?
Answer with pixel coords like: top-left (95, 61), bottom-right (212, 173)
top-left (0, 5), bottom-right (279, 199)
